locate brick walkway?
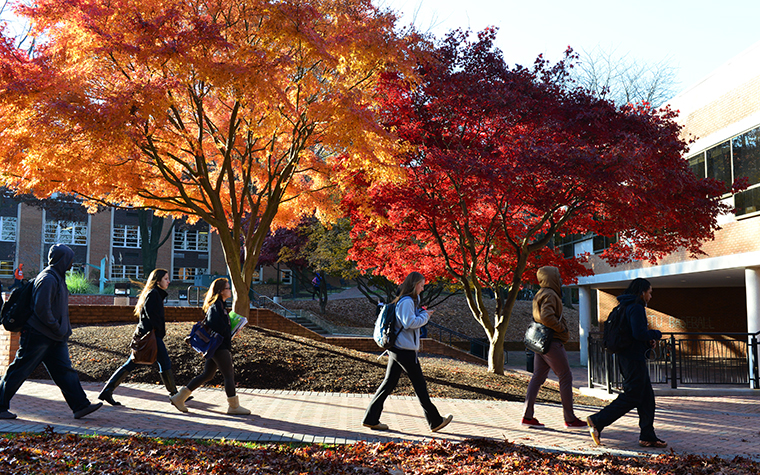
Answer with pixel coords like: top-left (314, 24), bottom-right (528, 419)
top-left (1, 378), bottom-right (758, 461)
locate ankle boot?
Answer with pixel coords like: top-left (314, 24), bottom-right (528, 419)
top-left (160, 371), bottom-right (178, 395)
top-left (226, 395), bottom-right (251, 415)
top-left (170, 387), bottom-right (193, 413)
top-left (98, 366), bottom-right (130, 406)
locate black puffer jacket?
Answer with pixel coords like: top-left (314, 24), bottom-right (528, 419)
top-left (204, 299), bottom-right (232, 351)
top-left (136, 288), bottom-right (168, 339)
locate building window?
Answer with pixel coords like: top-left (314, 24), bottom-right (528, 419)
top-left (593, 234), bottom-right (618, 253)
top-left (174, 230), bottom-right (209, 251)
top-left (553, 234), bottom-right (587, 259)
top-left (281, 269), bottom-right (292, 284)
top-left (173, 267), bottom-right (207, 281)
top-left (733, 126), bottom-right (760, 187)
top-left (111, 264), bottom-right (143, 280)
top-left (0, 217), bottom-right (17, 242)
top-left (706, 140), bottom-right (732, 192)
top-left (44, 220), bottom-right (88, 245)
top-left (0, 261), bottom-right (13, 277)
top-left (688, 153), bottom-right (706, 180)
top-left (113, 224), bottom-right (141, 248)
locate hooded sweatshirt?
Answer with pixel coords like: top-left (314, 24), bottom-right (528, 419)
top-left (532, 266), bottom-right (569, 343)
top-left (616, 293), bottom-right (663, 361)
top-left (28, 244), bottom-right (74, 341)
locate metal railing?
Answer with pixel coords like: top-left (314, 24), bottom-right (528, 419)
top-left (426, 321), bottom-right (506, 363)
top-left (588, 331), bottom-right (760, 392)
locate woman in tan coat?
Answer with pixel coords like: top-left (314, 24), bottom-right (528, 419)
top-left (521, 266), bottom-right (586, 429)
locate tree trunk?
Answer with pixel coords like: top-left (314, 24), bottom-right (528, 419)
top-left (487, 328), bottom-right (508, 374)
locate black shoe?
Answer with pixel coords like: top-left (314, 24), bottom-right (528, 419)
top-left (98, 392), bottom-right (121, 406)
top-left (0, 410), bottom-right (17, 419)
top-left (74, 402), bottom-right (103, 419)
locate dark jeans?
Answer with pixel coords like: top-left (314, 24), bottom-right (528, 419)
top-left (0, 327), bottom-right (91, 413)
top-left (108, 337), bottom-right (172, 379)
top-left (589, 354), bottom-right (658, 442)
top-left (363, 348), bottom-right (444, 429)
top-left (186, 349), bottom-right (236, 397)
top-left (9, 279), bottom-right (22, 291)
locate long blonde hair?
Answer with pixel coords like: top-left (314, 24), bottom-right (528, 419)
top-left (203, 277), bottom-right (229, 313)
top-left (393, 271), bottom-right (425, 306)
top-left (133, 268), bottom-right (169, 318)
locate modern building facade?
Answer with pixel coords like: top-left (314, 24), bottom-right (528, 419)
top-left (571, 41), bottom-right (760, 381)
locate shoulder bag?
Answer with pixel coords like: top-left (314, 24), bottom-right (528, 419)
top-left (130, 329), bottom-right (158, 365)
top-left (186, 321), bottom-right (223, 359)
top-left (524, 321), bottom-right (554, 355)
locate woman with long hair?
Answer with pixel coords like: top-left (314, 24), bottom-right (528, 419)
top-left (98, 268), bottom-right (179, 406)
top-left (170, 278), bottom-right (250, 415)
top-left (362, 271), bottom-right (453, 433)
top-left (587, 277), bottom-right (666, 448)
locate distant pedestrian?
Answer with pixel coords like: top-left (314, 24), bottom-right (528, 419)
top-left (587, 278), bottom-right (666, 448)
top-left (0, 244), bottom-right (102, 420)
top-left (362, 271), bottom-right (453, 433)
top-left (170, 278), bottom-right (250, 415)
top-left (98, 269), bottom-right (180, 406)
top-left (522, 266), bottom-right (587, 430)
top-left (312, 273), bottom-right (321, 300)
top-left (9, 263), bottom-right (23, 291)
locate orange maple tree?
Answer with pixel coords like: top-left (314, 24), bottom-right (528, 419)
top-left (0, 0), bottom-right (418, 312)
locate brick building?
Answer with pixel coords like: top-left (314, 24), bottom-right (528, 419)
top-left (570, 41), bottom-right (760, 381)
top-left (0, 200), bottom-right (293, 289)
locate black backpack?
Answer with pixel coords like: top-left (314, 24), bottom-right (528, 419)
top-left (602, 304), bottom-right (633, 353)
top-left (1, 280), bottom-right (35, 332)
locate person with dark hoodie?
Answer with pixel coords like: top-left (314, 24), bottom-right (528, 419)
top-left (586, 277), bottom-right (666, 448)
top-left (98, 268), bottom-right (180, 406)
top-left (0, 244), bottom-right (102, 420)
top-left (522, 266), bottom-right (587, 429)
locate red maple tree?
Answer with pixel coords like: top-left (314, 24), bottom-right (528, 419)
top-left (340, 29), bottom-right (735, 374)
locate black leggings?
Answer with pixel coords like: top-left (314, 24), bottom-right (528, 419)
top-left (186, 349), bottom-right (236, 397)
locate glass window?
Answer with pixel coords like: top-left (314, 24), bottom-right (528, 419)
top-left (44, 220), bottom-right (88, 245)
top-left (732, 126), bottom-right (760, 186)
top-left (110, 264), bottom-right (143, 280)
top-left (174, 230), bottom-right (210, 251)
top-left (593, 234), bottom-right (618, 253)
top-left (688, 153), bottom-right (706, 180)
top-left (734, 187), bottom-right (760, 216)
top-left (0, 217), bottom-right (17, 242)
top-left (706, 141), bottom-right (731, 192)
top-left (173, 267), bottom-right (207, 281)
top-left (0, 261), bottom-right (13, 277)
top-left (113, 224), bottom-right (141, 248)
top-left (281, 269), bottom-right (293, 285)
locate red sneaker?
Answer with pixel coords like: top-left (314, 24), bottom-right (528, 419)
top-left (521, 417), bottom-right (545, 428)
top-left (564, 418), bottom-right (588, 429)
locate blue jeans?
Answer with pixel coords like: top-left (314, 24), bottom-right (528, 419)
top-left (0, 327), bottom-right (91, 413)
top-left (589, 354), bottom-right (658, 442)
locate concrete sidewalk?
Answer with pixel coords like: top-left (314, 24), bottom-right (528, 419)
top-left (1, 378), bottom-right (758, 461)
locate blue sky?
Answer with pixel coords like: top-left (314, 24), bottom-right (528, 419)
top-left (384, 0), bottom-right (760, 96)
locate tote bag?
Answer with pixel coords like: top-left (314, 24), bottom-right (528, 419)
top-left (186, 321), bottom-right (223, 359)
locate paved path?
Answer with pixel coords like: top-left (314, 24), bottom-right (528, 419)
top-left (2, 375), bottom-right (758, 461)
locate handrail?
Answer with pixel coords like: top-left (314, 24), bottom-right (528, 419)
top-left (426, 321), bottom-right (502, 362)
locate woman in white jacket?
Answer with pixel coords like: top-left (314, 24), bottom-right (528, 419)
top-left (362, 272), bottom-right (453, 433)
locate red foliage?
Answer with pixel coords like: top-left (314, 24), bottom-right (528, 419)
top-left (339, 29), bottom-right (734, 371)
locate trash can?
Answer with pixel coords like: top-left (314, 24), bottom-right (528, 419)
top-left (526, 349), bottom-right (535, 373)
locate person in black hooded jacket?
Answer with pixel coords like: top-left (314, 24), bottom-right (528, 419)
top-left (587, 277), bottom-right (666, 448)
top-left (98, 268), bottom-right (180, 406)
top-left (170, 277), bottom-right (250, 415)
top-left (0, 244), bottom-right (102, 420)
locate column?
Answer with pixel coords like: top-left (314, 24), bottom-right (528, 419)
top-left (744, 268), bottom-right (760, 389)
top-left (578, 286), bottom-right (592, 366)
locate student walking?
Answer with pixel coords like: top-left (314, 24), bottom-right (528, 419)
top-left (170, 278), bottom-right (250, 415)
top-left (522, 266), bottom-right (587, 429)
top-left (98, 268), bottom-right (180, 406)
top-left (362, 271), bottom-right (453, 433)
top-left (0, 244), bottom-right (102, 419)
top-left (587, 278), bottom-right (666, 448)
top-left (9, 263), bottom-right (23, 291)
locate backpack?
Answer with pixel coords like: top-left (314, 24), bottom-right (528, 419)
top-left (373, 298), bottom-right (409, 349)
top-left (602, 304), bottom-right (633, 353)
top-left (1, 280), bottom-right (36, 332)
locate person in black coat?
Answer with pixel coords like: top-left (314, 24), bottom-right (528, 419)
top-left (98, 268), bottom-right (179, 406)
top-left (587, 277), bottom-right (666, 448)
top-left (171, 278), bottom-right (250, 415)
